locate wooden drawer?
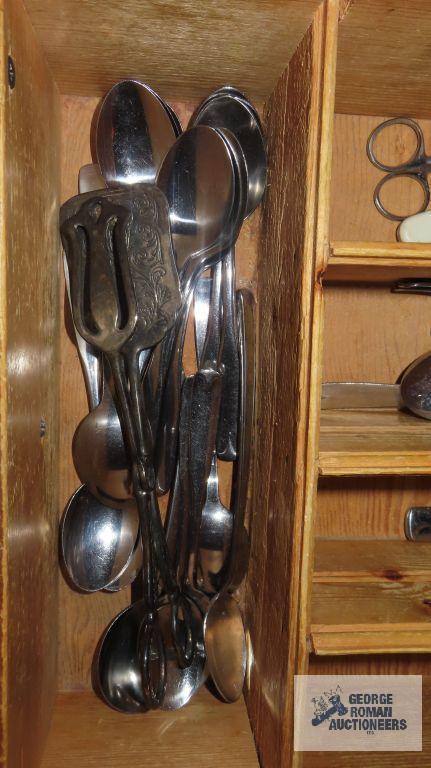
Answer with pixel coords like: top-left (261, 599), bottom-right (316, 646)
top-left (2, 1), bottom-right (431, 767)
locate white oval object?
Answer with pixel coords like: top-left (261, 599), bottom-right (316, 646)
top-left (398, 210), bottom-right (431, 242)
top-left (78, 163), bottom-right (105, 193)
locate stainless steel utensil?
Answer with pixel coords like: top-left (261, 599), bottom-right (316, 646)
top-left (96, 80), bottom-right (178, 186)
top-left (70, 86), bottom-right (181, 505)
top-left (203, 289), bottom-right (255, 702)
top-left (155, 125), bottom-right (245, 492)
top-left (193, 273), bottom-right (233, 594)
top-left (405, 507), bottom-right (431, 541)
top-left (61, 186), bottom-right (181, 708)
top-left (73, 357), bottom-right (134, 507)
top-left (190, 88), bottom-right (266, 459)
top-left (61, 484), bottom-right (139, 592)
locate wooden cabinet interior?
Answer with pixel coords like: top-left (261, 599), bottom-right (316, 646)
top-left (3, 0), bottom-right (431, 767)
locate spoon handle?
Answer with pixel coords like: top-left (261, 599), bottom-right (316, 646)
top-left (107, 352), bottom-right (166, 708)
top-left (200, 261), bottom-right (222, 369)
top-left (156, 255), bottom-right (225, 494)
top-left (63, 253), bottom-right (101, 411)
top-left (193, 275), bottom-right (212, 367)
top-left (216, 248), bottom-right (240, 460)
top-left (226, 289), bottom-right (255, 591)
top-left (187, 369), bottom-right (222, 591)
top-left (155, 292), bottom-right (193, 493)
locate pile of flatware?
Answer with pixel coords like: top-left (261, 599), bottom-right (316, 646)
top-left (60, 80), bottom-right (266, 712)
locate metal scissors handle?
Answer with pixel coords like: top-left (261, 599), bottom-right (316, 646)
top-left (367, 117), bottom-right (431, 221)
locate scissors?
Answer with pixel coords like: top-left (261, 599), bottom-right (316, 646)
top-left (367, 117), bottom-right (431, 221)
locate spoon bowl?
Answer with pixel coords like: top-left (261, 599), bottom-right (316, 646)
top-left (191, 88), bottom-right (266, 218)
top-left (96, 80), bottom-right (178, 186)
top-left (157, 124), bottom-right (241, 284)
top-left (61, 485), bottom-right (139, 592)
top-left (203, 592), bottom-right (246, 703)
top-left (72, 362), bottom-right (134, 508)
top-left (96, 599), bottom-right (206, 713)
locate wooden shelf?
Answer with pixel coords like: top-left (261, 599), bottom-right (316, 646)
top-left (41, 690), bottom-right (258, 768)
top-left (311, 540), bottom-right (431, 656)
top-left (326, 241), bottom-right (431, 282)
top-left (319, 408), bottom-right (431, 476)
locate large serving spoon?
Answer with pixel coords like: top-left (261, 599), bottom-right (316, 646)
top-left (204, 288), bottom-right (255, 702)
top-left (156, 125), bottom-right (246, 493)
top-left (392, 278), bottom-right (431, 418)
top-left (190, 87), bottom-right (266, 460)
top-left (325, 280), bottom-right (431, 420)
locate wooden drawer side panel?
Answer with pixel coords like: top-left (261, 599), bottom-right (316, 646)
top-left (0, 1), bottom-right (61, 766)
top-left (245, 2), bottom-right (338, 766)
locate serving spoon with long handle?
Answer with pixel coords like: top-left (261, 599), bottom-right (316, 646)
top-left (155, 125), bottom-right (246, 493)
top-left (203, 288), bottom-right (255, 702)
top-left (189, 87), bottom-right (266, 460)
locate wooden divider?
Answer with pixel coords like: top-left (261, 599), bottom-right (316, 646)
top-left (0, 0), bottom-right (61, 765)
top-left (244, 3), bottom-right (338, 766)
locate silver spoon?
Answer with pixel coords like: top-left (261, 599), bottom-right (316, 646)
top-left (155, 125), bottom-right (246, 493)
top-left (193, 273), bottom-right (233, 594)
top-left (96, 79), bottom-right (178, 186)
top-left (193, 272), bottom-right (249, 595)
top-left (68, 79), bottom-right (181, 416)
top-left (204, 289), bottom-right (255, 702)
top-left (61, 484), bottom-right (139, 593)
top-left (190, 87), bottom-right (266, 460)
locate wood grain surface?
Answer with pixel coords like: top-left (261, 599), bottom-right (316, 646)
top-left (311, 539), bottom-right (431, 654)
top-left (327, 242), bottom-right (431, 283)
top-left (0, 0), bottom-right (61, 766)
top-left (336, 0), bottom-right (431, 118)
top-left (22, 0), bottom-right (320, 101)
top-left (40, 690), bottom-right (259, 768)
top-left (330, 115), bottom-right (431, 244)
top-left (316, 475), bottom-right (431, 539)
top-left (319, 408), bottom-right (431, 477)
top-left (244, 3), bottom-right (338, 767)
top-left (323, 284), bottom-right (431, 384)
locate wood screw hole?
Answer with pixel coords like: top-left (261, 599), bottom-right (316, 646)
top-left (7, 56), bottom-right (15, 89)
